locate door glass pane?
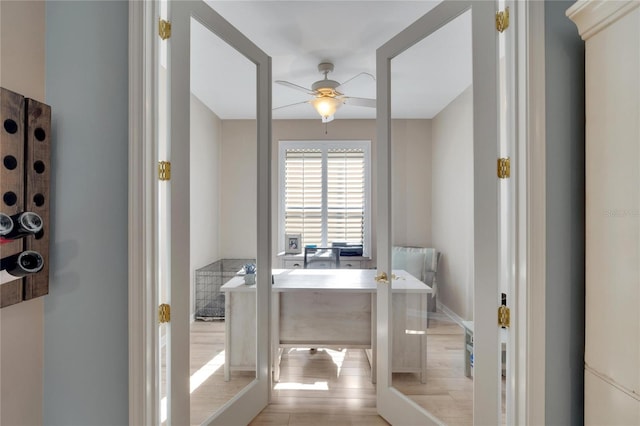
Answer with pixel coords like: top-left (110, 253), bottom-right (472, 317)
top-left (188, 17), bottom-right (258, 423)
top-left (390, 9), bottom-right (475, 425)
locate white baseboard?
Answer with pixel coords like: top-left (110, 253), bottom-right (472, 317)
top-left (436, 301), bottom-right (466, 327)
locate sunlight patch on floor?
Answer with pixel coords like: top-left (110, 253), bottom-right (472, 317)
top-left (161, 350), bottom-right (226, 423)
top-left (190, 350), bottom-right (226, 393)
top-left (287, 347), bottom-right (347, 376)
top-left (273, 381), bottom-right (329, 390)
top-left (326, 348), bottom-right (347, 375)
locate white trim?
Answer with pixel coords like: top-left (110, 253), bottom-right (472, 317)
top-left (585, 364), bottom-right (640, 402)
top-left (435, 301), bottom-right (465, 327)
top-left (566, 0), bottom-right (640, 41)
top-left (469, 0), bottom-right (501, 421)
top-left (516, 1), bottom-right (546, 424)
top-left (128, 0), bottom-right (158, 425)
top-left (503, 0), bottom-right (518, 424)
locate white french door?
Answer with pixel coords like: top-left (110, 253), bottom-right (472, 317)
top-left (165, 1), bottom-right (272, 424)
top-left (376, 1), bottom-right (502, 425)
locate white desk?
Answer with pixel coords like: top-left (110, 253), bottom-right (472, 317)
top-left (221, 269), bottom-right (432, 383)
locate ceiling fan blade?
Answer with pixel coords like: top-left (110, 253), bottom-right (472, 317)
top-left (335, 72), bottom-right (375, 91)
top-left (342, 97), bottom-right (376, 108)
top-left (275, 80), bottom-right (315, 95)
top-left (273, 100), bottom-right (310, 111)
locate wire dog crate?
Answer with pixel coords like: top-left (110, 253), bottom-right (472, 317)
top-left (194, 258), bottom-right (254, 320)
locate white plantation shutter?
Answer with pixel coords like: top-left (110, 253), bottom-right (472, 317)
top-left (284, 149), bottom-right (322, 247)
top-left (327, 149), bottom-right (365, 246)
top-left (281, 141), bottom-right (370, 253)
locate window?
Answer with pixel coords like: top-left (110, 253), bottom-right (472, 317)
top-left (279, 141), bottom-right (370, 255)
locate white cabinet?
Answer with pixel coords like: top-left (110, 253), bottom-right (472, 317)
top-left (337, 259), bottom-right (364, 269)
top-left (279, 253), bottom-right (368, 269)
top-left (568, 2), bottom-right (640, 424)
top-left (281, 258), bottom-right (305, 269)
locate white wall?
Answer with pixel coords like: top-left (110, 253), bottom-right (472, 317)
top-left (431, 86), bottom-right (474, 320)
top-left (0, 2), bottom-right (45, 425)
top-left (220, 120), bottom-right (258, 258)
top-left (219, 118), bottom-right (433, 266)
top-left (391, 120), bottom-right (432, 247)
top-left (190, 94), bottom-right (222, 316)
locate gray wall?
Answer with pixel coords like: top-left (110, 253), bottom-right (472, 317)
top-left (44, 2), bottom-right (129, 425)
top-left (544, 1), bottom-right (585, 425)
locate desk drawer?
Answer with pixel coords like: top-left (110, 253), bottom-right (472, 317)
top-left (340, 259), bottom-right (362, 269)
top-left (282, 260), bottom-right (304, 269)
top-left (305, 261), bottom-right (333, 269)
top-left (282, 258), bottom-right (365, 269)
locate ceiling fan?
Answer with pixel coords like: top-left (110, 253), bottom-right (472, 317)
top-left (274, 62), bottom-right (376, 123)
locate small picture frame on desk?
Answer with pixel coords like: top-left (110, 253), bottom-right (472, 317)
top-left (285, 233), bottom-right (301, 254)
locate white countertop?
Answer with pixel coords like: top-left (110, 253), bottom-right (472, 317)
top-left (221, 269), bottom-right (432, 294)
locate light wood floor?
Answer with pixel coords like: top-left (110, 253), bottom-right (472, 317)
top-left (188, 314), bottom-right (486, 426)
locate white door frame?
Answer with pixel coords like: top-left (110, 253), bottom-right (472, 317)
top-left (128, 1), bottom-right (548, 424)
top-left (129, 0), bottom-right (159, 423)
top-left (513, 1), bottom-right (547, 424)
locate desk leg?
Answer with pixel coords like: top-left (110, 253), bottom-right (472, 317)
top-left (421, 293), bottom-right (427, 384)
top-left (464, 327), bottom-right (472, 378)
top-left (224, 292), bottom-right (231, 382)
top-left (272, 292), bottom-right (280, 382)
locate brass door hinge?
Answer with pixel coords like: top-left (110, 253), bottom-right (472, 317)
top-left (498, 305), bottom-right (510, 328)
top-left (159, 303), bottom-right (171, 323)
top-left (496, 7), bottom-right (510, 33)
top-left (159, 19), bottom-right (172, 40)
top-left (159, 161), bottom-right (171, 181)
top-left (497, 157), bottom-right (511, 179)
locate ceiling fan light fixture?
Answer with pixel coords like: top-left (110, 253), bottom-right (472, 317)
top-left (275, 63), bottom-right (375, 121)
top-left (311, 95), bottom-right (342, 121)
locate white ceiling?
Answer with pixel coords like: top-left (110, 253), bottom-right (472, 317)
top-left (190, 1), bottom-right (472, 120)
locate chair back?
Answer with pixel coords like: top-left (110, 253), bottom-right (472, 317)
top-left (392, 246), bottom-right (441, 294)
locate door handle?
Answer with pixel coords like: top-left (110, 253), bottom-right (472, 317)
top-left (374, 271), bottom-right (389, 284)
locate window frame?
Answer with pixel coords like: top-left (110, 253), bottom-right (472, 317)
top-left (278, 140), bottom-right (371, 256)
